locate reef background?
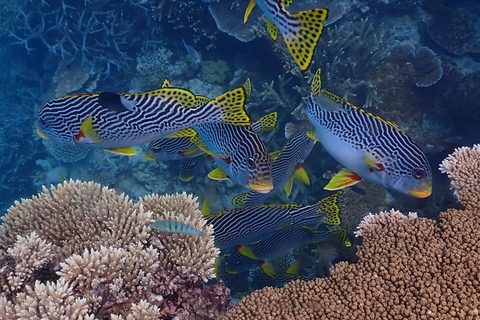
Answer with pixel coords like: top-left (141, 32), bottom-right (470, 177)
top-left (0, 0), bottom-right (479, 269)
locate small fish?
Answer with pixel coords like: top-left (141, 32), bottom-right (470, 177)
top-left (232, 125), bottom-right (316, 207)
top-left (203, 192), bottom-right (342, 250)
top-left (244, 0), bottom-right (328, 71)
top-left (37, 87), bottom-right (251, 155)
top-left (305, 68), bottom-right (432, 198)
top-left (181, 37), bottom-right (201, 63)
top-left (150, 220), bottom-right (205, 236)
top-left (178, 153), bottom-right (209, 181)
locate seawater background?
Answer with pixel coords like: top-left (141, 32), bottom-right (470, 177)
top-left (0, 0), bottom-right (478, 253)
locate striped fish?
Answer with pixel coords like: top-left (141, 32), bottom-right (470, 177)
top-left (192, 112), bottom-right (278, 193)
top-left (150, 220), bottom-right (206, 236)
top-left (244, 0), bottom-right (328, 71)
top-left (178, 153), bottom-right (209, 181)
top-left (305, 69), bottom-right (432, 198)
top-left (37, 87), bottom-right (250, 155)
top-left (145, 136), bottom-right (203, 161)
top-left (204, 192), bottom-right (342, 250)
top-left (224, 225), bottom-right (349, 274)
top-left (232, 125), bottom-right (316, 207)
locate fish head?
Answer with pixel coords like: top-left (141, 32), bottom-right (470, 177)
top-left (37, 108), bottom-right (76, 146)
top-left (384, 164), bottom-right (433, 198)
top-left (233, 148), bottom-right (274, 194)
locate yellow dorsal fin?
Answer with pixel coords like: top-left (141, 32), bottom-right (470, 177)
top-left (330, 228), bottom-right (352, 247)
top-left (243, 78), bottom-right (252, 98)
top-left (208, 167), bottom-right (230, 180)
top-left (142, 87), bottom-right (197, 108)
top-left (324, 168), bottom-right (362, 191)
top-left (283, 8), bottom-right (328, 71)
top-left (266, 18), bottom-right (278, 41)
top-left (232, 192), bottom-right (250, 208)
top-left (294, 163), bottom-right (310, 185)
top-left (251, 112), bottom-right (278, 133)
top-left (105, 147), bottom-right (137, 156)
top-left (76, 116), bottom-right (100, 143)
top-left (168, 128), bottom-right (197, 138)
top-left (311, 68), bottom-right (322, 96)
top-left (283, 176), bottom-right (294, 197)
top-left (161, 79), bottom-right (173, 88)
top-left (207, 87), bottom-right (251, 126)
top-left (244, 0), bottom-right (256, 23)
top-left (201, 198), bottom-right (210, 217)
top-left (194, 95), bottom-right (211, 107)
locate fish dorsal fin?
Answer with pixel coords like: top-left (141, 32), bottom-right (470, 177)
top-left (168, 128), bottom-right (197, 138)
top-left (207, 87), bottom-right (251, 126)
top-left (283, 176), bottom-right (294, 197)
top-left (75, 116), bottom-right (100, 143)
top-left (243, 78), bottom-right (252, 98)
top-left (324, 168), bottom-right (362, 191)
top-left (140, 87), bottom-right (197, 108)
top-left (294, 163), bottom-right (310, 185)
top-left (194, 95), bottom-right (211, 107)
top-left (235, 245), bottom-right (258, 259)
top-left (283, 9), bottom-right (328, 71)
top-left (311, 68), bottom-right (322, 96)
top-left (208, 166), bottom-right (230, 180)
top-left (105, 147), bottom-right (137, 156)
top-left (251, 112), bottom-right (278, 133)
top-left (161, 79), bottom-right (173, 88)
top-left (244, 0), bottom-right (256, 23)
top-left (266, 18), bottom-right (278, 41)
top-left (232, 192), bottom-right (250, 208)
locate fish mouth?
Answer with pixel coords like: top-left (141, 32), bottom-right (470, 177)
top-left (248, 181), bottom-right (274, 194)
top-left (409, 187), bottom-right (432, 198)
top-left (36, 123), bottom-right (49, 140)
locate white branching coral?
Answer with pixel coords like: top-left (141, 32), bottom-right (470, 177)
top-left (354, 209), bottom-right (418, 237)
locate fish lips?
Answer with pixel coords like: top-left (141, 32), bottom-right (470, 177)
top-left (248, 181), bottom-right (274, 194)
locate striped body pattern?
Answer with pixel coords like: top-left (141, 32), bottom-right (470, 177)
top-left (37, 87), bottom-right (249, 149)
top-left (233, 128), bottom-right (316, 207)
top-left (305, 71), bottom-right (432, 197)
top-left (146, 136), bottom-right (202, 161)
top-left (178, 154), bottom-right (209, 182)
top-left (194, 122), bottom-right (273, 193)
top-left (205, 192), bottom-right (342, 250)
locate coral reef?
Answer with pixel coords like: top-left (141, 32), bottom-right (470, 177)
top-left (0, 180), bottom-right (228, 319)
top-left (223, 146), bottom-right (480, 319)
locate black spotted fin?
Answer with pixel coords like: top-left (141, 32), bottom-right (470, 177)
top-left (251, 112), bottom-right (278, 133)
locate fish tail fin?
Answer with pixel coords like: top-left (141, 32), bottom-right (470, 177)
top-left (281, 8), bottom-right (328, 71)
top-left (232, 191), bottom-right (250, 208)
top-left (316, 191), bottom-right (343, 225)
top-left (205, 87), bottom-right (251, 126)
top-left (251, 112), bottom-right (278, 133)
top-left (328, 228), bottom-right (352, 247)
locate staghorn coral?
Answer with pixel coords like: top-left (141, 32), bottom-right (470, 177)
top-left (0, 181), bottom-right (227, 319)
top-left (223, 146), bottom-right (480, 319)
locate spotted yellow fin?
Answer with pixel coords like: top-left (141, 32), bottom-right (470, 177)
top-left (207, 87), bottom-right (251, 126)
top-left (243, 78), bottom-right (252, 98)
top-left (317, 191), bottom-right (343, 225)
top-left (251, 112), bottom-right (278, 133)
top-left (141, 87), bottom-right (197, 108)
top-left (266, 18), bottom-right (278, 41)
top-left (282, 0), bottom-right (292, 6)
top-left (306, 130), bottom-right (318, 143)
top-left (236, 245), bottom-right (258, 259)
top-left (208, 167), bottom-right (230, 180)
top-left (283, 9), bottom-right (328, 71)
top-left (294, 163), bottom-right (310, 185)
top-left (232, 192), bottom-right (250, 208)
top-left (194, 95), bottom-right (211, 107)
top-left (168, 128), bottom-right (197, 138)
top-left (324, 168), bottom-right (362, 191)
top-left (330, 228), bottom-right (352, 247)
top-left (244, 0), bottom-right (256, 23)
top-left (311, 68), bottom-right (322, 96)
top-left (76, 116), bottom-right (100, 143)
top-left (105, 147), bottom-right (137, 156)
top-left (283, 176), bottom-right (294, 197)
top-left (161, 79), bottom-right (173, 88)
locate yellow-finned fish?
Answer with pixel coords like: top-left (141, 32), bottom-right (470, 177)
top-left (244, 0), bottom-right (328, 72)
top-left (305, 68), bottom-right (432, 198)
top-left (37, 87), bottom-right (250, 156)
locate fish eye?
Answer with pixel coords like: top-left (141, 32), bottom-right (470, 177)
top-left (412, 169), bottom-right (426, 180)
top-left (247, 157), bottom-right (255, 169)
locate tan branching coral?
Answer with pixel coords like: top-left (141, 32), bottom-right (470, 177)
top-left (0, 180), bottom-right (152, 256)
top-left (439, 144), bottom-right (480, 211)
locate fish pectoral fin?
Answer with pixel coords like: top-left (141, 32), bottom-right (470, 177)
top-left (283, 176), bottom-right (294, 197)
top-left (75, 116), bottom-right (101, 143)
top-left (364, 154), bottom-right (385, 171)
top-left (232, 192), bottom-right (250, 208)
top-left (145, 151), bottom-right (157, 161)
top-left (235, 245), bottom-right (258, 259)
top-left (282, 8), bottom-right (328, 71)
top-left (252, 112), bottom-right (278, 133)
top-left (324, 168), bottom-right (362, 190)
top-left (105, 147), bottom-right (137, 156)
top-left (208, 167), bottom-right (230, 180)
top-left (266, 18), bottom-right (278, 41)
top-left (294, 163), bottom-right (310, 185)
top-left (244, 0), bottom-right (256, 23)
top-left (286, 260), bottom-right (301, 275)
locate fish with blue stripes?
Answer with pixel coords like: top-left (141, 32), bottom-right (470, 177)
top-left (305, 68), bottom-right (432, 198)
top-left (181, 37), bottom-right (201, 63)
top-left (232, 123), bottom-right (316, 207)
top-left (244, 0), bottom-right (328, 71)
top-left (203, 192), bottom-right (342, 250)
top-left (150, 220), bottom-right (206, 236)
top-left (145, 136), bottom-right (203, 162)
top-left (178, 153), bottom-right (209, 181)
top-left (37, 86), bottom-right (251, 156)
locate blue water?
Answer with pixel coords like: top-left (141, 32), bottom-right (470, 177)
top-left (0, 0), bottom-right (478, 296)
